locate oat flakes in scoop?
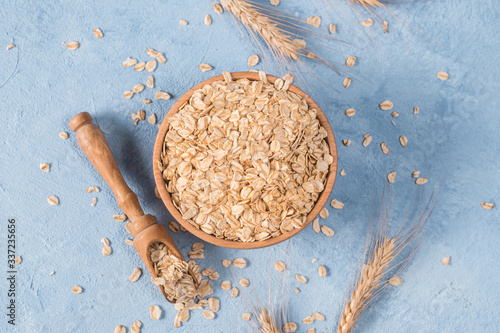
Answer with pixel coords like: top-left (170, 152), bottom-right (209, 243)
top-left (159, 71), bottom-right (332, 242)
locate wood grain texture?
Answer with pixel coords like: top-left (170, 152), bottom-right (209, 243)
top-left (70, 112), bottom-right (196, 301)
top-left (153, 72), bottom-right (338, 249)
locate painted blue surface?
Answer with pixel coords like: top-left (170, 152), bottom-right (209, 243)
top-left (1, 0), bottom-right (499, 332)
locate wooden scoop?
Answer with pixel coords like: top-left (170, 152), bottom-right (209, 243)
top-left (70, 112), bottom-right (197, 302)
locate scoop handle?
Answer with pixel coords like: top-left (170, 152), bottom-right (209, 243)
top-left (70, 112), bottom-right (144, 221)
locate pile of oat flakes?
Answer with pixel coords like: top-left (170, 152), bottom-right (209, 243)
top-left (160, 71), bottom-right (333, 242)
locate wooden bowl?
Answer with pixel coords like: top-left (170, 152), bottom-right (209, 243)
top-left (153, 72), bottom-right (338, 249)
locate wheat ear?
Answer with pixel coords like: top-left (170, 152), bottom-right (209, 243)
top-left (220, 0), bottom-right (341, 87)
top-left (258, 307), bottom-right (280, 333)
top-left (221, 0), bottom-right (304, 61)
top-left (352, 0), bottom-right (384, 8)
top-left (337, 189), bottom-right (437, 333)
top-left (338, 238), bottom-right (396, 333)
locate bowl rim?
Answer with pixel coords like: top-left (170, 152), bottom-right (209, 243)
top-left (153, 71), bottom-right (338, 249)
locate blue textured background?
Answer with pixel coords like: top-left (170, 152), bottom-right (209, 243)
top-left (1, 0), bottom-right (499, 332)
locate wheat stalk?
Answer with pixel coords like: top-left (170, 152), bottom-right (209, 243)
top-left (337, 189), bottom-right (437, 333)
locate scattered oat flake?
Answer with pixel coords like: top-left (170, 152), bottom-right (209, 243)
top-left (90, 197), bottom-right (97, 207)
top-left (345, 108), bottom-right (356, 117)
top-left (270, 0), bottom-right (280, 5)
top-left (15, 256), bottom-right (21, 264)
top-left (148, 113), bottom-right (157, 125)
top-left (313, 312), bottom-right (325, 321)
top-left (40, 163), bottom-right (50, 172)
top-left (208, 297), bottom-right (220, 312)
top-left (415, 177), bottom-right (428, 185)
top-left (387, 171), bottom-right (397, 184)
top-left (102, 242), bottom-right (111, 256)
top-left (319, 207), bottom-right (329, 219)
top-left (343, 77), bottom-right (351, 88)
top-left (156, 91), bottom-right (171, 100)
top-left (233, 258), bottom-right (247, 268)
top-left (222, 259), bottom-right (231, 267)
top-left (242, 312), bottom-right (252, 321)
top-left (72, 285), bottom-right (83, 294)
top-left (146, 59), bottom-right (157, 72)
top-left (321, 225), bottom-right (334, 237)
top-left (340, 169), bottom-right (346, 176)
top-left (49, 271), bottom-right (55, 276)
top-left (247, 54), bottom-right (259, 67)
top-left (47, 195), bottom-right (59, 206)
top-left (437, 71), bottom-right (449, 81)
top-left (129, 268), bottom-right (142, 282)
top-left (66, 41), bottom-right (79, 50)
top-left (481, 202), bottom-right (495, 210)
top-left (203, 309), bottom-right (215, 320)
top-left (150, 305), bottom-right (162, 320)
top-left (283, 322), bottom-right (298, 333)
top-left (7, 44), bottom-right (15, 50)
top-left (307, 16), bottom-right (321, 28)
top-left (388, 275), bottom-right (403, 286)
top-left (400, 136), bottom-right (408, 147)
top-left (131, 320), bottom-right (142, 333)
top-left (220, 280), bottom-right (231, 290)
top-left (204, 15), bottom-right (212, 26)
top-left (312, 218), bottom-right (320, 234)
top-left (307, 329), bottom-right (316, 333)
top-left (412, 171), bottom-right (420, 178)
top-left (214, 4), bottom-right (223, 14)
top-left (123, 91), bottom-right (133, 99)
top-left (360, 18), bottom-right (374, 27)
top-left (239, 278), bottom-right (250, 287)
top-left (93, 28), bottom-right (103, 38)
top-left (143, 99), bottom-right (152, 104)
top-left (146, 75), bottom-right (154, 89)
top-left (125, 239), bottom-right (133, 245)
top-left (303, 316), bottom-right (315, 325)
top-left (311, 258), bottom-right (318, 263)
top-left (381, 142), bottom-right (390, 155)
top-left (330, 199), bottom-right (344, 209)
top-left (180, 20), bottom-right (188, 26)
top-left (133, 84), bottom-right (144, 93)
top-left (114, 325), bottom-right (126, 333)
top-left (329, 23), bottom-right (336, 34)
top-left (414, 107), bottom-right (420, 114)
top-left (379, 100), bottom-right (394, 110)
top-left (442, 256), bottom-right (450, 266)
top-left (86, 186), bottom-right (99, 193)
top-left (134, 62), bottom-right (145, 71)
top-left (363, 134), bottom-right (372, 147)
top-left (392, 111), bottom-right (399, 118)
top-left (168, 221), bottom-right (179, 232)
top-left (199, 63), bottom-right (213, 72)
top-left (231, 287), bottom-right (239, 297)
top-left (274, 261), bottom-right (286, 272)
top-left (383, 20), bottom-right (388, 33)
top-left (295, 287), bottom-right (300, 294)
top-left (123, 57), bottom-right (137, 67)
top-left (318, 265), bottom-right (326, 277)
top-left (346, 56), bottom-right (356, 67)
top-left (295, 274), bottom-right (307, 284)
top-left (59, 131), bottom-right (69, 139)
top-left (113, 214), bottom-right (127, 222)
